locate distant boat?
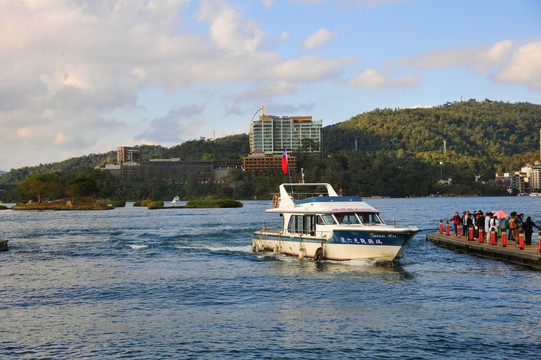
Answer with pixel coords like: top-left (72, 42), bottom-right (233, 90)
top-left (172, 196), bottom-right (181, 203)
top-left (530, 192), bottom-right (541, 197)
top-left (252, 183), bottom-right (419, 262)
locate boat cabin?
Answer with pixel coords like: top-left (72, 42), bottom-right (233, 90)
top-left (283, 211), bottom-right (385, 238)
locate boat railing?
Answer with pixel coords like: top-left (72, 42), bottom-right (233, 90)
top-left (271, 192), bottom-right (330, 201)
top-left (260, 219), bottom-right (283, 231)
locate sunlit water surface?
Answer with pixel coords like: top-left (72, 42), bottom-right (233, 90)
top-left (1, 197), bottom-right (540, 359)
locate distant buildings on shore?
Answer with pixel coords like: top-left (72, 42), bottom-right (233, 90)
top-left (496, 161), bottom-right (541, 195)
top-left (100, 146), bottom-right (239, 184)
top-left (101, 107), bottom-right (322, 181)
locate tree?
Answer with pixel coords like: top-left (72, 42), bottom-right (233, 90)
top-left (66, 176), bottom-right (99, 202)
top-left (19, 173), bottom-right (63, 204)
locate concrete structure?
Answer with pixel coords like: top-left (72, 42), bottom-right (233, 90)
top-left (102, 159), bottom-right (241, 184)
top-left (243, 153), bottom-right (297, 173)
top-left (249, 110), bottom-right (321, 155)
top-left (117, 146), bottom-right (141, 163)
top-left (118, 160), bottom-right (214, 183)
top-left (426, 233), bottom-right (541, 270)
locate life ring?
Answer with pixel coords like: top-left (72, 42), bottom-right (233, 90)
top-left (272, 194), bottom-right (279, 208)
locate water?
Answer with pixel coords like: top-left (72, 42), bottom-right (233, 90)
top-left (1, 197), bottom-right (540, 359)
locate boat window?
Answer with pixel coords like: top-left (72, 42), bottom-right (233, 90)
top-left (304, 215), bottom-right (315, 235)
top-left (287, 215), bottom-right (316, 235)
top-left (358, 212), bottom-right (383, 224)
top-left (322, 214), bottom-right (336, 225)
top-left (317, 215), bottom-right (326, 225)
top-left (335, 213), bottom-right (359, 224)
top-left (287, 216), bottom-right (295, 233)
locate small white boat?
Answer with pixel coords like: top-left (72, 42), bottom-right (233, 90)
top-left (172, 196), bottom-right (181, 203)
top-left (530, 192), bottom-right (541, 197)
top-left (253, 183), bottom-right (419, 262)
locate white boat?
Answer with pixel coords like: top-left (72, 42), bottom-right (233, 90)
top-left (253, 183), bottom-right (419, 262)
top-left (530, 192), bottom-right (541, 197)
top-left (172, 196), bottom-right (181, 203)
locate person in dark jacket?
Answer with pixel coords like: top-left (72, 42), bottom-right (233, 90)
top-left (523, 216), bottom-right (538, 245)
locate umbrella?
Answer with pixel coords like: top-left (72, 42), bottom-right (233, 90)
top-left (493, 210), bottom-right (509, 219)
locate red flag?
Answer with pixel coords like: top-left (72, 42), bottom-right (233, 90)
top-left (281, 147), bottom-right (288, 174)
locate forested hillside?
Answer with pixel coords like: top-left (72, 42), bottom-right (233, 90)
top-left (323, 99), bottom-right (541, 172)
top-left (1, 100), bottom-right (539, 200)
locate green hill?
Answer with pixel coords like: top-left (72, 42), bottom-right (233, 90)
top-left (0, 135), bottom-right (248, 186)
top-left (1, 100), bottom-right (540, 198)
top-left (323, 99), bottom-right (541, 172)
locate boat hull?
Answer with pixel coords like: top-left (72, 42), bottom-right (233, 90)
top-left (253, 229), bottom-right (417, 262)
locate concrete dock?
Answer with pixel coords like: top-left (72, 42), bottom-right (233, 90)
top-left (426, 233), bottom-right (541, 270)
top-left (0, 239), bottom-right (8, 251)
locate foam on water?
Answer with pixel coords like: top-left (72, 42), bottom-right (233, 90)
top-left (128, 244), bottom-right (149, 250)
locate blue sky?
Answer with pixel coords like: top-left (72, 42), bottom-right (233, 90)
top-left (1, 0), bottom-right (540, 170)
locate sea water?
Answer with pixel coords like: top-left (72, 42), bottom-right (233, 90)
top-left (0, 197), bottom-right (540, 359)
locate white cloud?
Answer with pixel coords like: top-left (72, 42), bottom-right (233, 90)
top-left (349, 68), bottom-right (418, 88)
top-left (397, 40), bottom-right (513, 73)
top-left (135, 105), bottom-right (206, 143)
top-left (495, 40), bottom-right (541, 90)
top-left (261, 0), bottom-right (274, 9)
top-left (274, 55), bottom-right (355, 82)
top-left (300, 28), bottom-right (336, 51)
top-left (196, 0), bottom-right (265, 53)
top-left (53, 132), bottom-right (73, 146)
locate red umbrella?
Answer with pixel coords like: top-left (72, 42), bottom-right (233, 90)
top-left (493, 210), bottom-right (509, 219)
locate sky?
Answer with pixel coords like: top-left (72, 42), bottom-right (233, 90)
top-left (1, 0), bottom-right (540, 171)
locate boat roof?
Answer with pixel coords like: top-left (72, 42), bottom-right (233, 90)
top-left (266, 183), bottom-right (379, 214)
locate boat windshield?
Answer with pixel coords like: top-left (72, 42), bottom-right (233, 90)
top-left (334, 213), bottom-right (360, 224)
top-left (358, 212), bottom-right (384, 225)
top-left (320, 214), bottom-right (336, 225)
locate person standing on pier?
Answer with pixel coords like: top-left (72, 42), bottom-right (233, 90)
top-left (475, 211), bottom-right (485, 240)
top-left (462, 211), bottom-right (469, 237)
top-left (509, 212), bottom-right (518, 242)
top-left (523, 216), bottom-right (537, 245)
top-left (451, 212), bottom-right (461, 235)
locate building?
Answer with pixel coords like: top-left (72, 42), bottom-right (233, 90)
top-left (117, 146), bottom-right (141, 163)
top-left (243, 106), bottom-right (321, 172)
top-left (243, 153), bottom-right (297, 173)
top-left (249, 111), bottom-right (321, 155)
top-left (102, 158), bottom-right (242, 184)
top-left (119, 159), bottom-right (214, 183)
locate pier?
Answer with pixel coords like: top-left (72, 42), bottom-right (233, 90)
top-left (0, 239), bottom-right (8, 251)
top-left (426, 233), bottom-right (541, 270)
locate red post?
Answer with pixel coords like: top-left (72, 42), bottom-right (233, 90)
top-left (519, 231), bottom-right (524, 250)
top-left (446, 221), bottom-right (450, 236)
top-left (491, 230), bottom-right (496, 245)
top-left (502, 232), bottom-right (507, 247)
top-left (457, 226), bottom-right (462, 237)
top-left (468, 227), bottom-right (474, 241)
top-left (439, 219), bottom-right (443, 234)
top-left (539, 229), bottom-right (541, 253)
top-left (478, 229), bottom-right (484, 243)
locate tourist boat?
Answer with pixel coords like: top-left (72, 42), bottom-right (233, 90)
top-left (252, 183), bottom-right (419, 262)
top-left (172, 196), bottom-right (181, 203)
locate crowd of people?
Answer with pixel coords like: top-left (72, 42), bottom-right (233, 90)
top-left (450, 210), bottom-right (539, 245)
